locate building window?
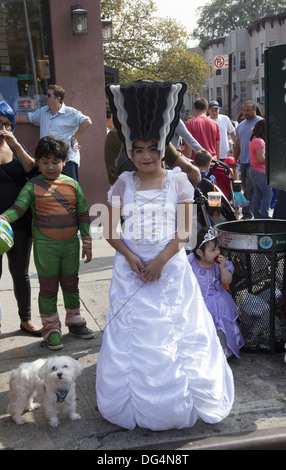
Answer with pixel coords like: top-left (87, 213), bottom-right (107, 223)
top-left (216, 87), bottom-right (222, 107)
top-left (268, 40), bottom-right (276, 47)
top-left (0, 0), bottom-right (53, 115)
top-left (260, 43), bottom-right (264, 64)
top-left (232, 53), bottom-right (236, 71)
top-left (255, 47), bottom-right (259, 67)
top-left (240, 81), bottom-right (247, 102)
top-left (233, 82), bottom-right (237, 97)
top-left (239, 51), bottom-right (246, 70)
top-left (261, 77), bottom-right (265, 97)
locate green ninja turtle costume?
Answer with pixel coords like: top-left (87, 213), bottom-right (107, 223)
top-left (1, 173), bottom-right (92, 348)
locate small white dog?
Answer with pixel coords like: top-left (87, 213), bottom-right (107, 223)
top-left (7, 356), bottom-right (83, 427)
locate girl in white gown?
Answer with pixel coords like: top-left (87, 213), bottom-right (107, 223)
top-left (96, 80), bottom-right (234, 431)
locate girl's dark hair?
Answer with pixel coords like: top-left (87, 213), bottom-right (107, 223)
top-left (193, 227), bottom-right (219, 259)
top-left (250, 119), bottom-right (265, 141)
top-left (35, 135), bottom-right (69, 161)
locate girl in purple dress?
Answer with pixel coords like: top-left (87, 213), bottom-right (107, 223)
top-left (188, 228), bottom-right (244, 358)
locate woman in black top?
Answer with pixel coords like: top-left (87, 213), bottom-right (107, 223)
top-left (0, 101), bottom-right (41, 336)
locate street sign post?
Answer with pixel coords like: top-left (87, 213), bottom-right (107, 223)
top-left (213, 54), bottom-right (232, 119)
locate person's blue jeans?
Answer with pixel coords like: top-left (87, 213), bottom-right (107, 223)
top-left (240, 163), bottom-right (253, 218)
top-left (249, 167), bottom-right (272, 218)
top-left (62, 161), bottom-right (79, 181)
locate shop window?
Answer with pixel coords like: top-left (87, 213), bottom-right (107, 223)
top-left (0, 0), bottom-right (53, 115)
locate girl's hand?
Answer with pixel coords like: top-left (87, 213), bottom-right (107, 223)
top-left (217, 256), bottom-right (233, 284)
top-left (127, 252), bottom-right (145, 276)
top-left (142, 257), bottom-right (165, 283)
top-left (216, 255), bottom-right (226, 268)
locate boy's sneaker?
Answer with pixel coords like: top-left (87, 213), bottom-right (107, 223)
top-left (68, 325), bottom-right (95, 339)
top-left (45, 332), bottom-right (63, 350)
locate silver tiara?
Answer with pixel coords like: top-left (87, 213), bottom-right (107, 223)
top-left (198, 229), bottom-right (218, 249)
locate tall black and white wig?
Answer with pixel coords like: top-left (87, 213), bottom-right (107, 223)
top-left (105, 80), bottom-right (187, 159)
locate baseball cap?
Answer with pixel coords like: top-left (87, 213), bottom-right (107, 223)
top-left (209, 101), bottom-right (220, 109)
top-left (224, 156), bottom-right (237, 166)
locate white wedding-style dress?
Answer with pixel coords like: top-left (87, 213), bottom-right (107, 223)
top-left (96, 168), bottom-right (234, 431)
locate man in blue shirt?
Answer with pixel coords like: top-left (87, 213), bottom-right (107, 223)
top-left (16, 84), bottom-right (92, 181)
top-left (233, 100), bottom-right (262, 218)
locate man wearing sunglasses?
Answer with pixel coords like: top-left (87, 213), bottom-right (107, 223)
top-left (16, 84), bottom-right (92, 181)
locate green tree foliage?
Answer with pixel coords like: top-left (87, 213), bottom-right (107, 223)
top-left (101, 0), bottom-right (212, 93)
top-left (193, 0), bottom-right (286, 44)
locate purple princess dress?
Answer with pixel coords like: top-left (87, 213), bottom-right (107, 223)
top-left (188, 253), bottom-right (244, 358)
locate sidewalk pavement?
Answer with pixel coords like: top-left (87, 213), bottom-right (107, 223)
top-left (1, 236), bottom-right (286, 451)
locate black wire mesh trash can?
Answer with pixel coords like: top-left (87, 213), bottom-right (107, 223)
top-left (216, 219), bottom-right (286, 353)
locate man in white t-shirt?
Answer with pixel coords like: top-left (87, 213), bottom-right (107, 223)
top-left (233, 100), bottom-right (263, 219)
top-left (208, 101), bottom-right (235, 160)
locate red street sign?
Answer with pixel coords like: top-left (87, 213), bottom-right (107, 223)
top-left (214, 55), bottom-right (229, 69)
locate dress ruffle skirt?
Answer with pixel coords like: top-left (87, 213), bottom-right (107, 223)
top-left (96, 241), bottom-right (234, 431)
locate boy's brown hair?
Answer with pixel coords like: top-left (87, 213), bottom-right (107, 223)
top-left (194, 149), bottom-right (212, 168)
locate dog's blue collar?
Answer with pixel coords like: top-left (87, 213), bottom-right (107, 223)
top-left (55, 389), bottom-right (70, 403)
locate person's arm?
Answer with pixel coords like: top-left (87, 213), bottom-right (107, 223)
top-left (233, 138), bottom-right (240, 161)
top-left (0, 129), bottom-right (35, 173)
top-left (254, 140), bottom-right (266, 163)
top-left (76, 182), bottom-right (92, 263)
top-left (229, 130), bottom-right (236, 145)
top-left (216, 140), bottom-right (220, 159)
top-left (103, 203), bottom-right (145, 275)
top-left (183, 142), bottom-right (193, 160)
top-left (15, 115), bottom-right (30, 124)
top-left (176, 120), bottom-right (203, 153)
top-left (71, 118), bottom-right (92, 149)
top-left (104, 127), bottom-right (124, 185)
top-left (217, 255), bottom-right (233, 284)
top-left (164, 142), bottom-right (201, 186)
top-left (256, 147), bottom-right (265, 163)
top-left (1, 181), bottom-right (33, 223)
top-left (170, 153), bottom-right (201, 187)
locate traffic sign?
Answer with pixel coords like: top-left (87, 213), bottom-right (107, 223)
top-left (214, 55), bottom-right (229, 69)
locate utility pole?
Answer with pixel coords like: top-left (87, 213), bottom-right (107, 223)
top-left (228, 53), bottom-right (232, 120)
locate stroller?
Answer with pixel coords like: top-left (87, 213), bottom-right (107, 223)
top-left (195, 159), bottom-right (237, 230)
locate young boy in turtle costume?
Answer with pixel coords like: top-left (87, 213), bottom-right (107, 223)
top-left (1, 136), bottom-right (94, 350)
